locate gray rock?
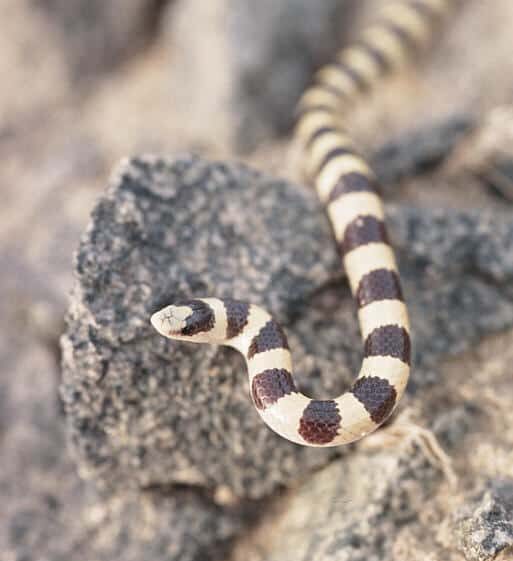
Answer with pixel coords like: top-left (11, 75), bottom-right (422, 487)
top-left (61, 154), bottom-right (341, 500)
top-left (78, 489), bottom-right (249, 561)
top-left (33, 0), bottom-right (169, 79)
top-left (431, 402), bottom-right (482, 450)
top-left (229, 0), bottom-right (357, 151)
top-left (388, 205), bottom-right (513, 389)
top-left (232, 444), bottom-right (445, 561)
top-left (0, 317), bottom-right (250, 561)
top-left (454, 479), bottom-right (513, 561)
top-left (61, 154), bottom-right (513, 503)
top-left (372, 115), bottom-right (475, 188)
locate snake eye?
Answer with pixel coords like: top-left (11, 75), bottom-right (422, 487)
top-left (177, 300), bottom-right (215, 336)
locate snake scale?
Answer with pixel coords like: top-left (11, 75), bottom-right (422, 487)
top-left (151, 0), bottom-right (454, 447)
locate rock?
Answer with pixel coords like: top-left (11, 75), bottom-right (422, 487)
top-left (431, 402), bottom-right (482, 451)
top-left (448, 106), bottom-right (513, 203)
top-left (61, 154), bottom-right (341, 500)
top-left (454, 479), bottom-right (513, 561)
top-left (372, 115), bottom-right (475, 188)
top-left (0, 307), bottom-right (250, 561)
top-left (229, 0), bottom-right (356, 151)
top-left (61, 154), bottom-right (513, 503)
top-left (74, 489), bottom-right (249, 561)
top-left (33, 0), bottom-right (169, 79)
top-left (231, 444), bottom-right (447, 561)
top-left (388, 205), bottom-right (513, 389)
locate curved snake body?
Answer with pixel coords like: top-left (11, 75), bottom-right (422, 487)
top-left (151, 0), bottom-right (454, 447)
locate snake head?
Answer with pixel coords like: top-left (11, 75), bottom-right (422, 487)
top-left (151, 299), bottom-right (215, 341)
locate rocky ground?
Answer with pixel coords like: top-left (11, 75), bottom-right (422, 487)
top-left (2, 1), bottom-right (513, 560)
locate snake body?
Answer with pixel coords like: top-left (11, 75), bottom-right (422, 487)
top-left (151, 0), bottom-right (454, 447)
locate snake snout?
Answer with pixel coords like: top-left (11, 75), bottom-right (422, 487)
top-left (151, 300), bottom-right (215, 339)
top-left (150, 305), bottom-right (187, 337)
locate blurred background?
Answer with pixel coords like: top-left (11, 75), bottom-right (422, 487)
top-left (2, 1), bottom-right (513, 560)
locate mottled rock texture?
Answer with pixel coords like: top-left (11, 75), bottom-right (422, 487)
top-left (454, 479), bottom-right (513, 561)
top-left (232, 445), bottom-right (449, 561)
top-left (0, 303), bottom-right (245, 561)
top-left (61, 155), bottom-right (340, 499)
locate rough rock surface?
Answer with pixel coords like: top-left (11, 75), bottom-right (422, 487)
top-left (232, 445), bottom-right (449, 561)
top-left (0, 312), bottom-right (245, 561)
top-left (453, 480), bottom-right (513, 561)
top-left (231, 331), bottom-right (513, 561)
top-left (61, 154), bottom-right (513, 504)
top-left (388, 205), bottom-right (513, 388)
top-left (61, 154), bottom-right (341, 500)
top-left (229, 0), bottom-right (356, 151)
top-left (232, 441), bottom-right (513, 561)
top-left (372, 114), bottom-right (475, 188)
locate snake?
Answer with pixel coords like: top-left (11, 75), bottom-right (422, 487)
top-left (151, 0), bottom-right (454, 447)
